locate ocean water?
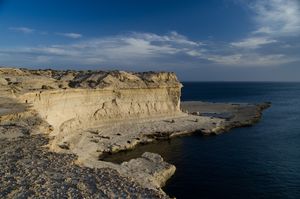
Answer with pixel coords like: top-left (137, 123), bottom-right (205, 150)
top-left (107, 82), bottom-right (300, 199)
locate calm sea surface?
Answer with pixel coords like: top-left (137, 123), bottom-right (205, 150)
top-left (107, 82), bottom-right (300, 199)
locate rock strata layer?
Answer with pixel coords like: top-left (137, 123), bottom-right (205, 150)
top-left (0, 67), bottom-right (270, 198)
top-left (1, 68), bottom-right (182, 136)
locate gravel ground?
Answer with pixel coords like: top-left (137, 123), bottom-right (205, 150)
top-left (0, 133), bottom-right (167, 199)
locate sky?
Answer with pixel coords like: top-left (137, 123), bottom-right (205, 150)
top-left (0, 0), bottom-right (299, 81)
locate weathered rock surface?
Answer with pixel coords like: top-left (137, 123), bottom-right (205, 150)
top-left (181, 101), bottom-right (271, 134)
top-left (0, 67), bottom-right (270, 198)
top-left (0, 67), bottom-right (183, 198)
top-left (0, 67), bottom-right (182, 91)
top-left (120, 152), bottom-right (176, 189)
top-left (0, 134), bottom-right (168, 198)
top-left (1, 67), bottom-right (182, 139)
top-left (0, 97), bottom-right (171, 198)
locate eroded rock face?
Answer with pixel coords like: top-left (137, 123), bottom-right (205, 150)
top-left (120, 152), bottom-right (176, 188)
top-left (0, 78), bottom-right (7, 86)
top-left (0, 68), bottom-right (182, 196)
top-left (0, 67), bottom-right (270, 198)
top-left (0, 68), bottom-right (182, 137)
top-left (0, 68), bottom-right (181, 90)
top-left (19, 87), bottom-right (182, 137)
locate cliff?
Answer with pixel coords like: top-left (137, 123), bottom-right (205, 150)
top-left (1, 68), bottom-right (183, 136)
top-left (0, 67), bottom-right (270, 198)
top-left (0, 68), bottom-right (182, 194)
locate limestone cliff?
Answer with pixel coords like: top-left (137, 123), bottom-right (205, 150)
top-left (0, 68), bottom-right (183, 137)
top-left (0, 67), bottom-right (270, 197)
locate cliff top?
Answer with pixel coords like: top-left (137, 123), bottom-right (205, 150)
top-left (0, 67), bottom-right (182, 94)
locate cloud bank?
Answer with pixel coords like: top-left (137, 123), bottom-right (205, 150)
top-left (2, 0), bottom-right (300, 69)
top-left (250, 0), bottom-right (300, 37)
top-left (56, 32), bottom-right (82, 39)
top-left (9, 27), bottom-right (35, 34)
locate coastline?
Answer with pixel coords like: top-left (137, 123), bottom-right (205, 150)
top-left (0, 68), bottom-right (270, 198)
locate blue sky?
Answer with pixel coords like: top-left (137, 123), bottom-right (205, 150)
top-left (0, 0), bottom-right (300, 81)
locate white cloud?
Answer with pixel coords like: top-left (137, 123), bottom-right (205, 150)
top-left (252, 27), bottom-right (273, 34)
top-left (225, 0), bottom-right (300, 66)
top-left (29, 47), bottom-right (79, 56)
top-left (54, 31), bottom-right (199, 59)
top-left (9, 27), bottom-right (35, 34)
top-left (0, 32), bottom-right (196, 66)
top-left (208, 53), bottom-right (296, 66)
top-left (56, 32), bottom-right (82, 39)
top-left (208, 54), bottom-right (243, 65)
top-left (186, 50), bottom-right (203, 57)
top-left (250, 0), bottom-right (300, 36)
top-left (0, 30), bottom-right (298, 68)
top-left (231, 37), bottom-right (277, 49)
top-left (3, 0), bottom-right (299, 69)
top-left (230, 0), bottom-right (300, 50)
top-left (130, 31), bottom-right (202, 46)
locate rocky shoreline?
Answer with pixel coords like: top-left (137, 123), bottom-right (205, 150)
top-left (0, 68), bottom-right (270, 198)
top-left (0, 133), bottom-right (169, 198)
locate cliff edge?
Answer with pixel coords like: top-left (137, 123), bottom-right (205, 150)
top-left (0, 67), bottom-right (270, 198)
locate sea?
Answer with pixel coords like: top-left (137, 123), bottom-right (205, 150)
top-left (106, 82), bottom-right (300, 199)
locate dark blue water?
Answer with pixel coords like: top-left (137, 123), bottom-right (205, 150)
top-left (107, 82), bottom-right (300, 198)
top-left (164, 82), bottom-right (300, 199)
